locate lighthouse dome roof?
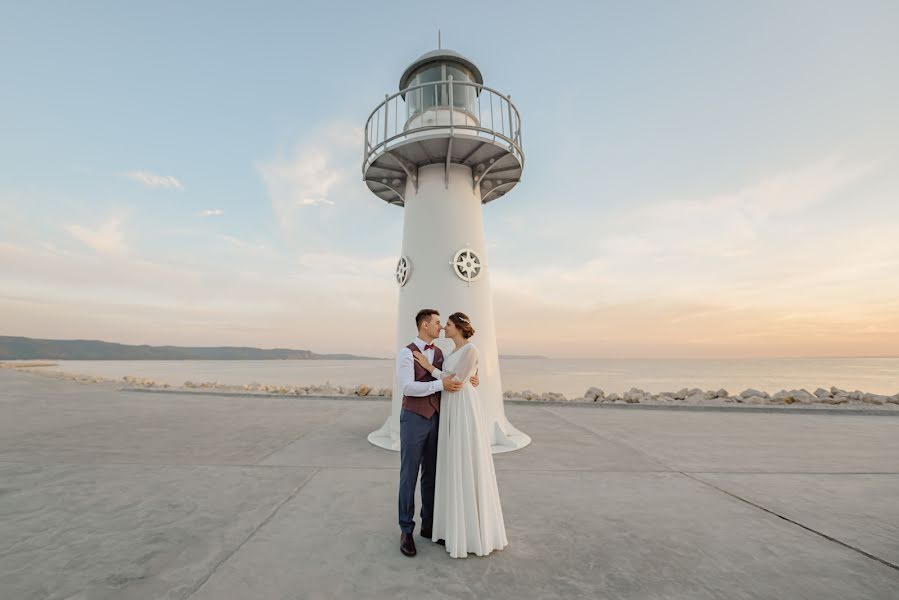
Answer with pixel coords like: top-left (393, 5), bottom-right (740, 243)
top-left (398, 49), bottom-right (484, 91)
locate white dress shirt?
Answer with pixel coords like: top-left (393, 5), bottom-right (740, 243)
top-left (396, 337), bottom-right (445, 397)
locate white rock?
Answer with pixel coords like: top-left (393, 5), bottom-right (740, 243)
top-left (585, 387), bottom-right (605, 401)
top-left (862, 393), bottom-right (888, 405)
top-left (770, 390), bottom-right (790, 402)
top-left (792, 389), bottom-right (816, 404)
top-left (740, 388), bottom-right (768, 399)
top-left (715, 388), bottom-right (729, 398)
top-left (821, 397), bottom-right (848, 405)
top-left (831, 386), bottom-right (847, 396)
top-left (623, 388), bottom-right (645, 402)
top-left (674, 388), bottom-right (688, 400)
top-left (814, 388), bottom-right (832, 398)
top-left (685, 392), bottom-right (708, 403)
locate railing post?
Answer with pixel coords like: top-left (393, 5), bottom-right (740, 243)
top-left (507, 95), bottom-right (514, 145)
top-left (517, 113), bottom-right (523, 151)
top-left (383, 94), bottom-right (389, 144)
top-left (448, 76), bottom-right (454, 131)
top-left (476, 83), bottom-right (482, 125)
top-left (362, 121), bottom-right (369, 174)
top-left (489, 92), bottom-right (494, 139)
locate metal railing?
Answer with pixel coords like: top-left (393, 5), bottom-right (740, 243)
top-left (363, 78), bottom-right (524, 175)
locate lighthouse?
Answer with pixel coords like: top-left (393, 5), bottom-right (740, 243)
top-left (363, 48), bottom-right (531, 454)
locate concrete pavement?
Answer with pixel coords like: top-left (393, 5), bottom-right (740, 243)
top-left (1, 369), bottom-right (897, 599)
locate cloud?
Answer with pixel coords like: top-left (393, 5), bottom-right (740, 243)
top-left (601, 157), bottom-right (876, 272)
top-left (198, 209), bottom-right (224, 217)
top-left (216, 234), bottom-right (273, 256)
top-left (259, 150), bottom-right (340, 210)
top-left (633, 157), bottom-right (872, 234)
top-left (299, 198), bottom-right (335, 206)
top-left (492, 157), bottom-right (887, 313)
top-left (0, 240), bottom-right (398, 356)
top-left (256, 121), bottom-right (367, 241)
top-left (123, 171), bottom-right (184, 190)
top-left (63, 218), bottom-right (128, 254)
top-left (295, 252), bottom-right (395, 279)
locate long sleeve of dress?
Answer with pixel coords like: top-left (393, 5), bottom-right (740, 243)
top-left (451, 344), bottom-right (480, 383)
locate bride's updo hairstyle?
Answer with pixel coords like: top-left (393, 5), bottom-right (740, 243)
top-left (448, 312), bottom-right (476, 339)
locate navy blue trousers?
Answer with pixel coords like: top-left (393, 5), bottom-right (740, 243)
top-left (398, 408), bottom-right (439, 534)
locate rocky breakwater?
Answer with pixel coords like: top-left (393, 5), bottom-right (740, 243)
top-left (503, 386), bottom-right (899, 409)
top-left (9, 364), bottom-right (897, 410)
top-left (122, 377), bottom-right (392, 397)
top-left (0, 361), bottom-right (118, 385)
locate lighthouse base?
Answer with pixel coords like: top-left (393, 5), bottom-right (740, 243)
top-left (368, 415), bottom-right (532, 454)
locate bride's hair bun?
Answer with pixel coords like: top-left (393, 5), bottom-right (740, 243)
top-left (448, 312), bottom-right (475, 339)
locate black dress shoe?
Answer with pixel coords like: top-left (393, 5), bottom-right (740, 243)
top-left (400, 533), bottom-right (417, 557)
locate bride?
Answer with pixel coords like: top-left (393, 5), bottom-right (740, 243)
top-left (412, 312), bottom-right (508, 558)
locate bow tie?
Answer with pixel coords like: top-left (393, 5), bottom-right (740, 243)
top-left (423, 344), bottom-right (435, 351)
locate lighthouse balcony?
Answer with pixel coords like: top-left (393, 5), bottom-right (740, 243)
top-left (362, 79), bottom-right (524, 206)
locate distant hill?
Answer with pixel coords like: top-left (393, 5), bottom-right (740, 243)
top-left (499, 354), bottom-right (548, 360)
top-left (0, 336), bottom-right (380, 360)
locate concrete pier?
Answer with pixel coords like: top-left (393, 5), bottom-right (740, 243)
top-left (1, 369), bottom-right (897, 599)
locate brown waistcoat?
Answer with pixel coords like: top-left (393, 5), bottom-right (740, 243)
top-left (401, 342), bottom-right (444, 419)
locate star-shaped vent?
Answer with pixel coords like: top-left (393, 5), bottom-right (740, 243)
top-left (396, 256), bottom-right (411, 287)
top-left (452, 248), bottom-right (483, 284)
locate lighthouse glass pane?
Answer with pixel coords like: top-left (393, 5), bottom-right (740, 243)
top-left (446, 65), bottom-right (476, 113)
top-left (407, 65), bottom-right (442, 119)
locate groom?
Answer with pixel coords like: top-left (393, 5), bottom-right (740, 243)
top-left (397, 308), bottom-right (478, 557)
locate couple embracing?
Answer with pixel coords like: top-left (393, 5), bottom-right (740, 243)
top-left (396, 309), bottom-right (507, 559)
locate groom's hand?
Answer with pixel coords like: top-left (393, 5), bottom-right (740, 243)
top-left (442, 378), bottom-right (463, 392)
top-left (470, 375), bottom-right (479, 387)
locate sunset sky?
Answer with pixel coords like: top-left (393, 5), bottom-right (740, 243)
top-left (1, 1), bottom-right (898, 358)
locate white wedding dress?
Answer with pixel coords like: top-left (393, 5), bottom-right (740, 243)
top-left (432, 343), bottom-right (508, 558)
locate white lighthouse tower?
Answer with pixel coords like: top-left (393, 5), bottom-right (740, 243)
top-left (363, 48), bottom-right (531, 454)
